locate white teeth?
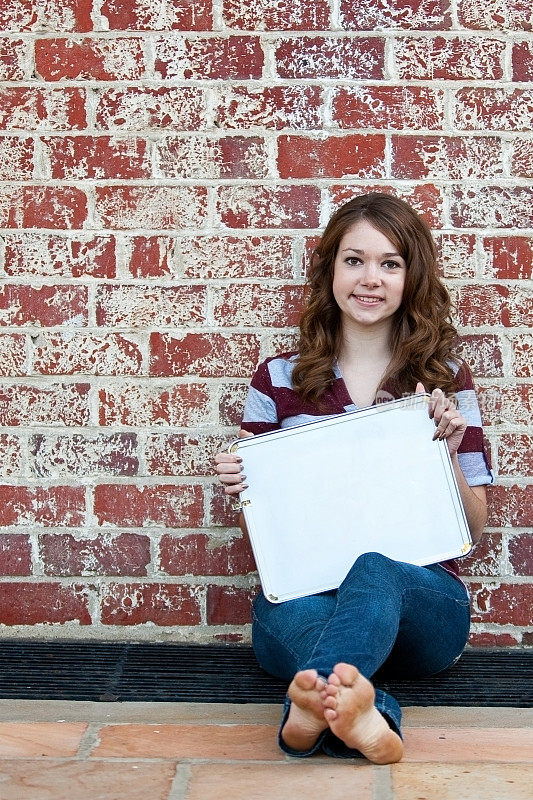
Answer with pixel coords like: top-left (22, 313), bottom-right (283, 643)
top-left (354, 296), bottom-right (381, 304)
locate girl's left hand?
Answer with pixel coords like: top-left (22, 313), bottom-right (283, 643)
top-left (415, 382), bottom-right (467, 457)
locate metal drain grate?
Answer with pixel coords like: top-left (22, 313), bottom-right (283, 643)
top-left (0, 641), bottom-right (530, 706)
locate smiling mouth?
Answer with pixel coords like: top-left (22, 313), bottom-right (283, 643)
top-left (353, 295), bottom-right (383, 305)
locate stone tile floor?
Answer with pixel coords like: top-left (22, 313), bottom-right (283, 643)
top-left (0, 700), bottom-right (530, 799)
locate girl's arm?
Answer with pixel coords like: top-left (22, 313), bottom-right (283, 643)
top-left (450, 458), bottom-right (487, 544)
top-left (416, 382), bottom-right (488, 544)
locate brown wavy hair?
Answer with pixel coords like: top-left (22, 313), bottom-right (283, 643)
top-left (292, 193), bottom-right (459, 404)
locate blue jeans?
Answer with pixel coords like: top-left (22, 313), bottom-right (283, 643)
top-left (251, 552), bottom-right (471, 758)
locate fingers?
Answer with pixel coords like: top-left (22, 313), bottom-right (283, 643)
top-left (429, 388), bottom-right (466, 441)
top-left (415, 382), bottom-right (426, 394)
top-left (239, 429), bottom-right (254, 439)
top-left (214, 445), bottom-right (249, 495)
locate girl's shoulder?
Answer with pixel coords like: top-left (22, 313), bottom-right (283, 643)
top-left (448, 357), bottom-right (476, 392)
top-left (251, 351), bottom-right (298, 385)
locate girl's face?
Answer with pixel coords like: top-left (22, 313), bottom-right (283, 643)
top-left (332, 219), bottom-right (407, 335)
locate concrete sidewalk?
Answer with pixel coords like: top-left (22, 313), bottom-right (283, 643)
top-left (0, 700), bottom-right (530, 799)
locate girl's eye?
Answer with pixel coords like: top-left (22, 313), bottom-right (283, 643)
top-left (346, 257), bottom-right (362, 266)
top-left (383, 261), bottom-right (401, 270)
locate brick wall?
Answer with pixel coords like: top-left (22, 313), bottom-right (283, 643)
top-left (0, 1), bottom-right (531, 645)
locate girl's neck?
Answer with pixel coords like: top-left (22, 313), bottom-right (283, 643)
top-left (338, 321), bottom-right (393, 366)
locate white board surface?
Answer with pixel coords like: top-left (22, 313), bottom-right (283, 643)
top-left (230, 394), bottom-right (472, 603)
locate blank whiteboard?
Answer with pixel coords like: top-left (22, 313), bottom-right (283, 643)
top-left (230, 394), bottom-right (472, 603)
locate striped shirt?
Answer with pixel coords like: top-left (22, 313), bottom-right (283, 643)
top-left (241, 353), bottom-right (493, 580)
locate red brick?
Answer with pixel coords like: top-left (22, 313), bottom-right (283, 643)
top-left (482, 236), bottom-right (533, 280)
top-left (217, 185), bottom-right (321, 228)
top-left (126, 236), bottom-right (176, 278)
top-left (0, 87), bottom-right (86, 130)
top-left (44, 136), bottom-right (151, 179)
top-left (40, 533), bottom-right (151, 577)
top-left (0, 39), bottom-right (28, 80)
top-left (508, 533), bottom-right (533, 576)
top-left (212, 284), bottom-right (305, 328)
top-left (102, 0), bottom-right (212, 30)
top-left (265, 331), bottom-right (299, 356)
top-left (35, 37), bottom-right (146, 81)
top-left (512, 138), bottom-right (533, 177)
top-left (94, 484), bottom-right (204, 528)
top-left (100, 583), bottom-right (201, 626)
top-left (208, 484), bottom-right (240, 527)
top-left (99, 383), bottom-right (212, 427)
top-left (145, 433), bottom-right (223, 477)
top-left (95, 186), bottom-right (207, 230)
top-left (130, 235), bottom-right (294, 280)
top-left (458, 532), bottom-right (503, 578)
top-left (470, 582), bottom-right (533, 626)
top-left (33, 333), bottom-right (143, 376)
top-left (329, 184), bottom-right (443, 228)
top-left (155, 35), bottom-right (263, 80)
top-left (391, 135), bottom-right (503, 179)
top-left (497, 434), bottom-right (533, 477)
top-left (223, 0), bottom-right (329, 29)
top-left (512, 41), bottom-right (533, 80)
top-left (0, 485), bottom-right (85, 527)
top-left (0, 534), bottom-right (32, 575)
top-left (468, 631), bottom-right (521, 648)
top-left (453, 284), bottom-right (532, 328)
top-left (0, 285), bottom-right (87, 328)
top-left (276, 36), bottom-right (384, 79)
top-left (477, 383), bottom-right (532, 427)
top-left (0, 0), bottom-right (93, 31)
top-left (455, 335), bottom-right (504, 378)
top-left (215, 632), bottom-right (244, 642)
top-left (159, 533), bottom-right (256, 576)
top-left (215, 85), bottom-right (322, 130)
top-left (0, 334), bottom-right (27, 376)
top-left (434, 233), bottom-right (476, 279)
top-left (486, 485), bottom-right (533, 528)
top-left (0, 434), bottom-right (23, 476)
top-left (150, 332), bottom-right (260, 378)
top-left (454, 88), bottom-right (533, 132)
top-left (30, 433), bottom-right (139, 478)
top-left (4, 234), bottom-right (116, 279)
top-left (0, 186), bottom-right (87, 229)
top-left (156, 136), bottom-right (268, 179)
top-left (0, 583), bottom-right (91, 625)
top-left (451, 186), bottom-right (533, 228)
top-left (96, 284), bottom-right (206, 327)
top-left (206, 585), bottom-right (255, 624)
top-left (95, 86), bottom-right (206, 131)
top-left (278, 134), bottom-right (386, 179)
top-left (0, 384), bottom-right (90, 426)
top-left (0, 137), bottom-right (34, 180)
top-left (458, 1), bottom-right (532, 30)
top-left (218, 382), bottom-right (249, 426)
top-left (512, 334), bottom-right (532, 377)
top-left (340, 0), bottom-right (450, 29)
top-left (332, 85), bottom-right (445, 130)
top-left (394, 36), bottom-right (505, 80)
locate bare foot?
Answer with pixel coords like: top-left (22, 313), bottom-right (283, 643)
top-left (323, 663), bottom-right (403, 764)
top-left (281, 669), bottom-right (328, 752)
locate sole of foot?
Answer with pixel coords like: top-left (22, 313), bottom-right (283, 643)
top-left (323, 663), bottom-right (404, 764)
top-left (281, 669), bottom-right (328, 753)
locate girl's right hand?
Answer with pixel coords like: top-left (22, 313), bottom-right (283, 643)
top-left (214, 429), bottom-right (253, 495)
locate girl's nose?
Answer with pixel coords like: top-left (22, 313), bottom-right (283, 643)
top-left (360, 262), bottom-right (381, 286)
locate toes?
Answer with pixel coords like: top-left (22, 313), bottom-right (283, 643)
top-left (323, 707), bottom-right (338, 722)
top-left (327, 671), bottom-right (341, 687)
top-left (294, 669), bottom-right (319, 690)
top-left (333, 662), bottom-right (360, 686)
